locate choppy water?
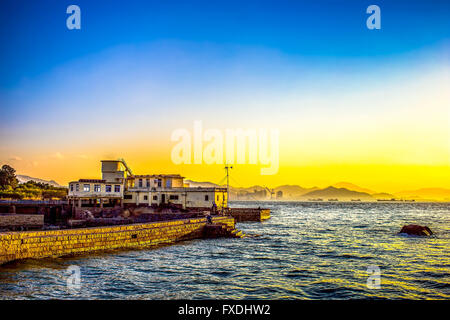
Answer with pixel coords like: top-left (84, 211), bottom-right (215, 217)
top-left (1, 202), bottom-right (449, 299)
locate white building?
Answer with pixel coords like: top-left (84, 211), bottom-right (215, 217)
top-left (68, 160), bottom-right (227, 210)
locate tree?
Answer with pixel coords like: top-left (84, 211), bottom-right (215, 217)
top-left (0, 164), bottom-right (18, 189)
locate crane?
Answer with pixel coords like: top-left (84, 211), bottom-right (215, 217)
top-left (264, 186), bottom-right (275, 200)
top-left (118, 158), bottom-right (133, 177)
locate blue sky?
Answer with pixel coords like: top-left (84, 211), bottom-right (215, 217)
top-left (1, 0), bottom-right (448, 125)
top-left (1, 0), bottom-right (449, 88)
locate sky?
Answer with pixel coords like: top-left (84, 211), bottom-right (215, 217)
top-left (0, 0), bottom-right (449, 192)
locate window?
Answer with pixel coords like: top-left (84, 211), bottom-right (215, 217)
top-left (157, 179), bottom-right (162, 187)
top-left (205, 195), bottom-right (209, 201)
top-left (114, 185), bottom-right (120, 193)
top-left (70, 184), bottom-right (74, 191)
top-left (76, 184), bottom-right (79, 192)
top-left (153, 195), bottom-right (158, 200)
top-left (83, 184), bottom-right (90, 192)
top-left (144, 195), bottom-right (148, 200)
top-left (166, 179), bottom-right (172, 188)
top-left (146, 179), bottom-right (150, 187)
top-left (217, 195), bottom-right (220, 201)
top-left (139, 179), bottom-right (143, 188)
top-left (94, 184), bottom-right (101, 192)
top-left (124, 194), bottom-right (132, 199)
top-left (169, 195), bottom-right (178, 200)
top-left (105, 185), bottom-right (112, 192)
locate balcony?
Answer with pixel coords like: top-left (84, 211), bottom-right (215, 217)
top-left (68, 190), bottom-right (123, 198)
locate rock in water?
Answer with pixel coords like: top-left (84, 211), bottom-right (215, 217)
top-left (400, 224), bottom-right (433, 236)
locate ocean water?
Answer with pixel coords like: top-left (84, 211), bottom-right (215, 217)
top-left (0, 202), bottom-right (449, 300)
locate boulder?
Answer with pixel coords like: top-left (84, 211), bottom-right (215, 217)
top-left (400, 224), bottom-right (433, 236)
top-left (82, 210), bottom-right (95, 220)
top-left (121, 209), bottom-right (131, 218)
top-left (132, 207), bottom-right (147, 216)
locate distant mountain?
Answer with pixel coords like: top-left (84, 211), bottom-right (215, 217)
top-left (394, 188), bottom-right (450, 201)
top-left (16, 175), bottom-right (64, 188)
top-left (184, 180), bottom-right (220, 188)
top-left (230, 185), bottom-right (267, 200)
top-left (273, 185), bottom-right (319, 199)
top-left (301, 186), bottom-right (373, 200)
top-left (160, 179), bottom-right (450, 202)
top-left (17, 174), bottom-right (63, 188)
top-left (12, 175), bottom-right (449, 201)
top-left (332, 182), bottom-right (376, 194)
top-left (372, 192), bottom-right (396, 200)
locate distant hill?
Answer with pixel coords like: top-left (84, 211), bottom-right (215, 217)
top-left (184, 180), bottom-right (450, 202)
top-left (13, 176), bottom-right (449, 201)
top-left (372, 192), bottom-right (396, 200)
top-left (230, 185), bottom-right (267, 200)
top-left (301, 186), bottom-right (373, 200)
top-left (332, 182), bottom-right (376, 194)
top-left (394, 188), bottom-right (450, 201)
top-left (273, 185), bottom-right (319, 199)
top-left (16, 175), bottom-right (63, 188)
top-left (184, 180), bottom-right (220, 188)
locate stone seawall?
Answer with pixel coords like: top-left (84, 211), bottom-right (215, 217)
top-left (0, 216), bottom-right (235, 265)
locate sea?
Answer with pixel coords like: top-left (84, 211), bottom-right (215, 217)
top-left (0, 202), bottom-right (449, 299)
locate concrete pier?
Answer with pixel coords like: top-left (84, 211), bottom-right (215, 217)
top-left (228, 208), bottom-right (271, 222)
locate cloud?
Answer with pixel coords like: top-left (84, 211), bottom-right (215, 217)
top-left (9, 156), bottom-right (22, 161)
top-left (52, 152), bottom-right (64, 160)
top-left (77, 154), bottom-right (89, 159)
top-left (102, 152), bottom-right (117, 159)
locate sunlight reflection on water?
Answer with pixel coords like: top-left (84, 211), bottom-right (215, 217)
top-left (1, 202), bottom-right (449, 299)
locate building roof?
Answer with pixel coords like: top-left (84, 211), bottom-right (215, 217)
top-left (133, 174), bottom-right (184, 179)
top-left (75, 179), bottom-right (106, 183)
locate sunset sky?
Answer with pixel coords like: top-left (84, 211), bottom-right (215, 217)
top-left (0, 0), bottom-right (449, 193)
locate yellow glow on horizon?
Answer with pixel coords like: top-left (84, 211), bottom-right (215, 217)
top-left (2, 55), bottom-right (448, 194)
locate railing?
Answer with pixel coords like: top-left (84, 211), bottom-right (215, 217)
top-left (0, 200), bottom-right (68, 205)
top-left (68, 192), bottom-right (123, 197)
top-left (127, 187), bottom-right (227, 192)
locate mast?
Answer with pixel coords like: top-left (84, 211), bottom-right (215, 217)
top-left (224, 164), bottom-right (233, 206)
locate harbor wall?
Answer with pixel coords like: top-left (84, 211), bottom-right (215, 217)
top-left (229, 208), bottom-right (271, 222)
top-left (0, 214), bottom-right (44, 230)
top-left (0, 216), bottom-right (235, 265)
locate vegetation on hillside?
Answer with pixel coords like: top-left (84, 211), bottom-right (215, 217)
top-left (0, 165), bottom-right (67, 200)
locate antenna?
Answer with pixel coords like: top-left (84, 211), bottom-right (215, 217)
top-left (224, 164), bottom-right (233, 206)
